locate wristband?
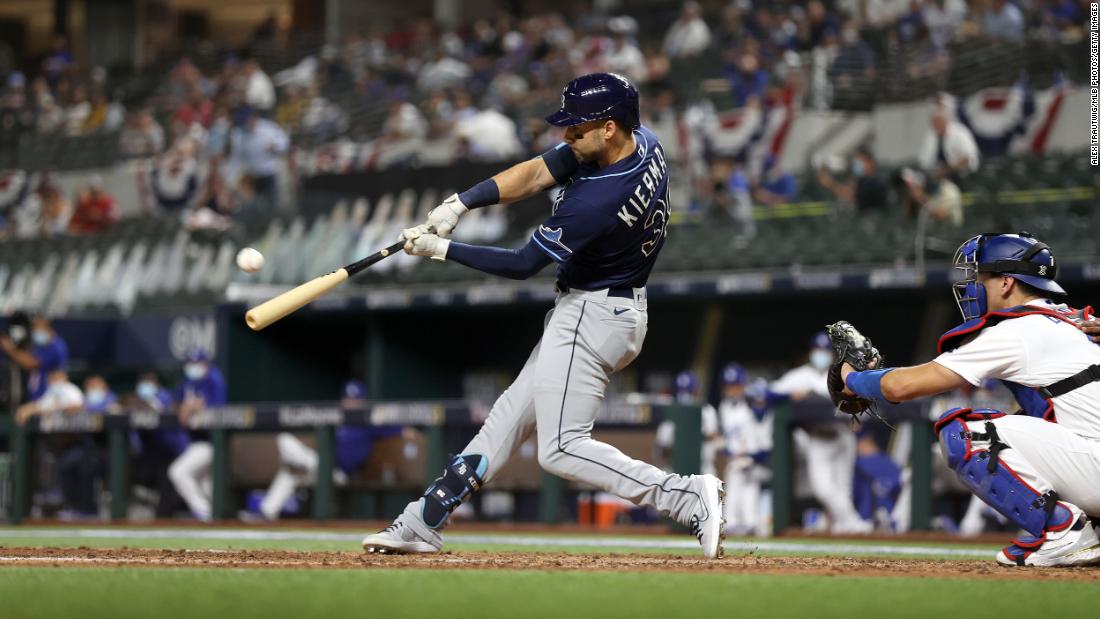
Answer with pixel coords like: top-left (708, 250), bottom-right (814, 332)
top-left (844, 368), bottom-right (895, 402)
top-left (458, 179), bottom-right (500, 209)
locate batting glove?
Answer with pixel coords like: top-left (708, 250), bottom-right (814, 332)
top-left (400, 224), bottom-right (430, 242)
top-left (404, 233), bottom-right (450, 261)
top-left (426, 193), bottom-right (468, 238)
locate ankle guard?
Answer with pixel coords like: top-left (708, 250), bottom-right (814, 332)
top-left (421, 454), bottom-right (487, 528)
top-left (937, 408), bottom-right (1073, 538)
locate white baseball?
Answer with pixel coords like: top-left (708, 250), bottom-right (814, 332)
top-left (236, 247), bottom-right (265, 273)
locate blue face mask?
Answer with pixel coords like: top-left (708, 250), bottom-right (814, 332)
top-left (136, 381), bottom-right (157, 400)
top-left (184, 364), bottom-right (206, 381)
top-left (86, 388), bottom-right (107, 406)
top-left (952, 235), bottom-right (986, 321)
top-left (32, 329), bottom-right (50, 346)
top-left (810, 349), bottom-right (833, 370)
top-left (851, 158), bottom-right (865, 177)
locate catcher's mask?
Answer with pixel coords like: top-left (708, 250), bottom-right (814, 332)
top-left (952, 232), bottom-right (1064, 321)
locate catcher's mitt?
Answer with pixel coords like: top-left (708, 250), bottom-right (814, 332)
top-left (824, 321), bottom-right (883, 416)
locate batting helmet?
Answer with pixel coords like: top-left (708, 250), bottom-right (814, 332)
top-left (720, 363), bottom-right (748, 387)
top-left (545, 73), bottom-right (640, 130)
top-left (952, 232), bottom-right (1064, 321)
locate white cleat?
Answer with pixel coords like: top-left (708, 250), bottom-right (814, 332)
top-left (689, 474), bottom-right (726, 560)
top-left (361, 516), bottom-right (442, 555)
top-left (996, 517), bottom-right (1100, 567)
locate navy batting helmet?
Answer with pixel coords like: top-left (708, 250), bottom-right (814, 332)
top-left (952, 232), bottom-right (1064, 321)
top-left (545, 73), bottom-right (640, 130)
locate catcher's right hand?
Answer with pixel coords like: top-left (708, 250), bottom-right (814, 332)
top-left (824, 321), bottom-right (883, 416)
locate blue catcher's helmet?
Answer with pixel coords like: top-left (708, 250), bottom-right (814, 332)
top-left (545, 73), bottom-right (641, 130)
top-left (720, 363), bottom-right (748, 386)
top-left (952, 232), bottom-right (1064, 321)
top-left (674, 370), bottom-right (699, 402)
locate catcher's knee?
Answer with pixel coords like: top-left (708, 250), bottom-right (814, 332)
top-left (936, 408), bottom-right (974, 469)
top-left (935, 407), bottom-right (1071, 537)
top-left (421, 454), bottom-right (487, 528)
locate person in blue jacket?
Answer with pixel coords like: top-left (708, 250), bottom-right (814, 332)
top-left (166, 351), bottom-right (227, 521)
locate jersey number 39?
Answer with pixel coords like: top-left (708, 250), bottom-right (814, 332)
top-left (641, 188), bottom-right (671, 257)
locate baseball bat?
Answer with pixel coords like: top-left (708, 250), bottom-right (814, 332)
top-left (245, 237), bottom-right (408, 331)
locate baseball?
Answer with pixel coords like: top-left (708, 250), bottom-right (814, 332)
top-left (236, 247), bottom-right (265, 273)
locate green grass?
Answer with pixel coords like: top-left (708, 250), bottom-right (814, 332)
top-left (2, 567), bottom-right (1098, 619)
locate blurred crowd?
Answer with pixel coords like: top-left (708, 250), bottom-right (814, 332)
top-left (2, 1), bottom-right (1086, 143)
top-left (0, 0), bottom-right (1077, 239)
top-left (0, 172), bottom-right (119, 239)
top-left (0, 35), bottom-right (125, 141)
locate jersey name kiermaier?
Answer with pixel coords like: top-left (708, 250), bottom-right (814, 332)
top-left (534, 125), bottom-right (671, 290)
top-left (934, 299), bottom-right (1100, 440)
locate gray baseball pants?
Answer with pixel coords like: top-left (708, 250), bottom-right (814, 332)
top-left (399, 287), bottom-right (703, 536)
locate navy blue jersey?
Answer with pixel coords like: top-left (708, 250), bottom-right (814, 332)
top-left (534, 125), bottom-right (671, 290)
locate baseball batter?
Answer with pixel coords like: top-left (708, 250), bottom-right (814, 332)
top-left (834, 233), bottom-right (1100, 566)
top-left (362, 73), bottom-right (725, 559)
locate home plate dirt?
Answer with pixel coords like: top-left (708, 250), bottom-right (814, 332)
top-left (1, 547), bottom-right (1099, 580)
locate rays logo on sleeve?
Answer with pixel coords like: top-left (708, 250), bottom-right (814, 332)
top-left (534, 225), bottom-right (573, 262)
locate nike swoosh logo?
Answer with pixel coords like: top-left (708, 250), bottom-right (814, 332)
top-left (613, 307), bottom-right (629, 315)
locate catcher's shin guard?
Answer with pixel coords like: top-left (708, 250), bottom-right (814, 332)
top-left (421, 454), bottom-right (488, 528)
top-left (936, 408), bottom-right (1074, 539)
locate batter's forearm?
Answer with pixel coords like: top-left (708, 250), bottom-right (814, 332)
top-left (447, 240), bottom-right (553, 280)
top-left (489, 157), bottom-right (557, 204)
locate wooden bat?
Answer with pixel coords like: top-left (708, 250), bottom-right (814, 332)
top-left (245, 237), bottom-right (408, 331)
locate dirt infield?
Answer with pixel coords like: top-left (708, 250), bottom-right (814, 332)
top-left (1, 546), bottom-right (1098, 580)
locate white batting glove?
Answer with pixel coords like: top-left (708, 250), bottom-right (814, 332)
top-left (404, 233), bottom-right (450, 261)
top-left (426, 193), bottom-right (468, 238)
top-left (400, 224), bottom-right (431, 241)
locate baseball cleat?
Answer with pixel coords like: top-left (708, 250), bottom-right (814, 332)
top-left (361, 516), bottom-right (442, 555)
top-left (689, 474), bottom-right (726, 560)
top-left (996, 516), bottom-right (1100, 567)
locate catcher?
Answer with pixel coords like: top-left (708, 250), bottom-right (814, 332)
top-left (827, 232), bottom-right (1100, 567)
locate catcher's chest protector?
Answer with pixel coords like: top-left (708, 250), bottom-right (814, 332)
top-left (938, 305), bottom-right (1091, 421)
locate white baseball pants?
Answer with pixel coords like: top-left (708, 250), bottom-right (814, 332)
top-left (168, 442), bottom-right (214, 521)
